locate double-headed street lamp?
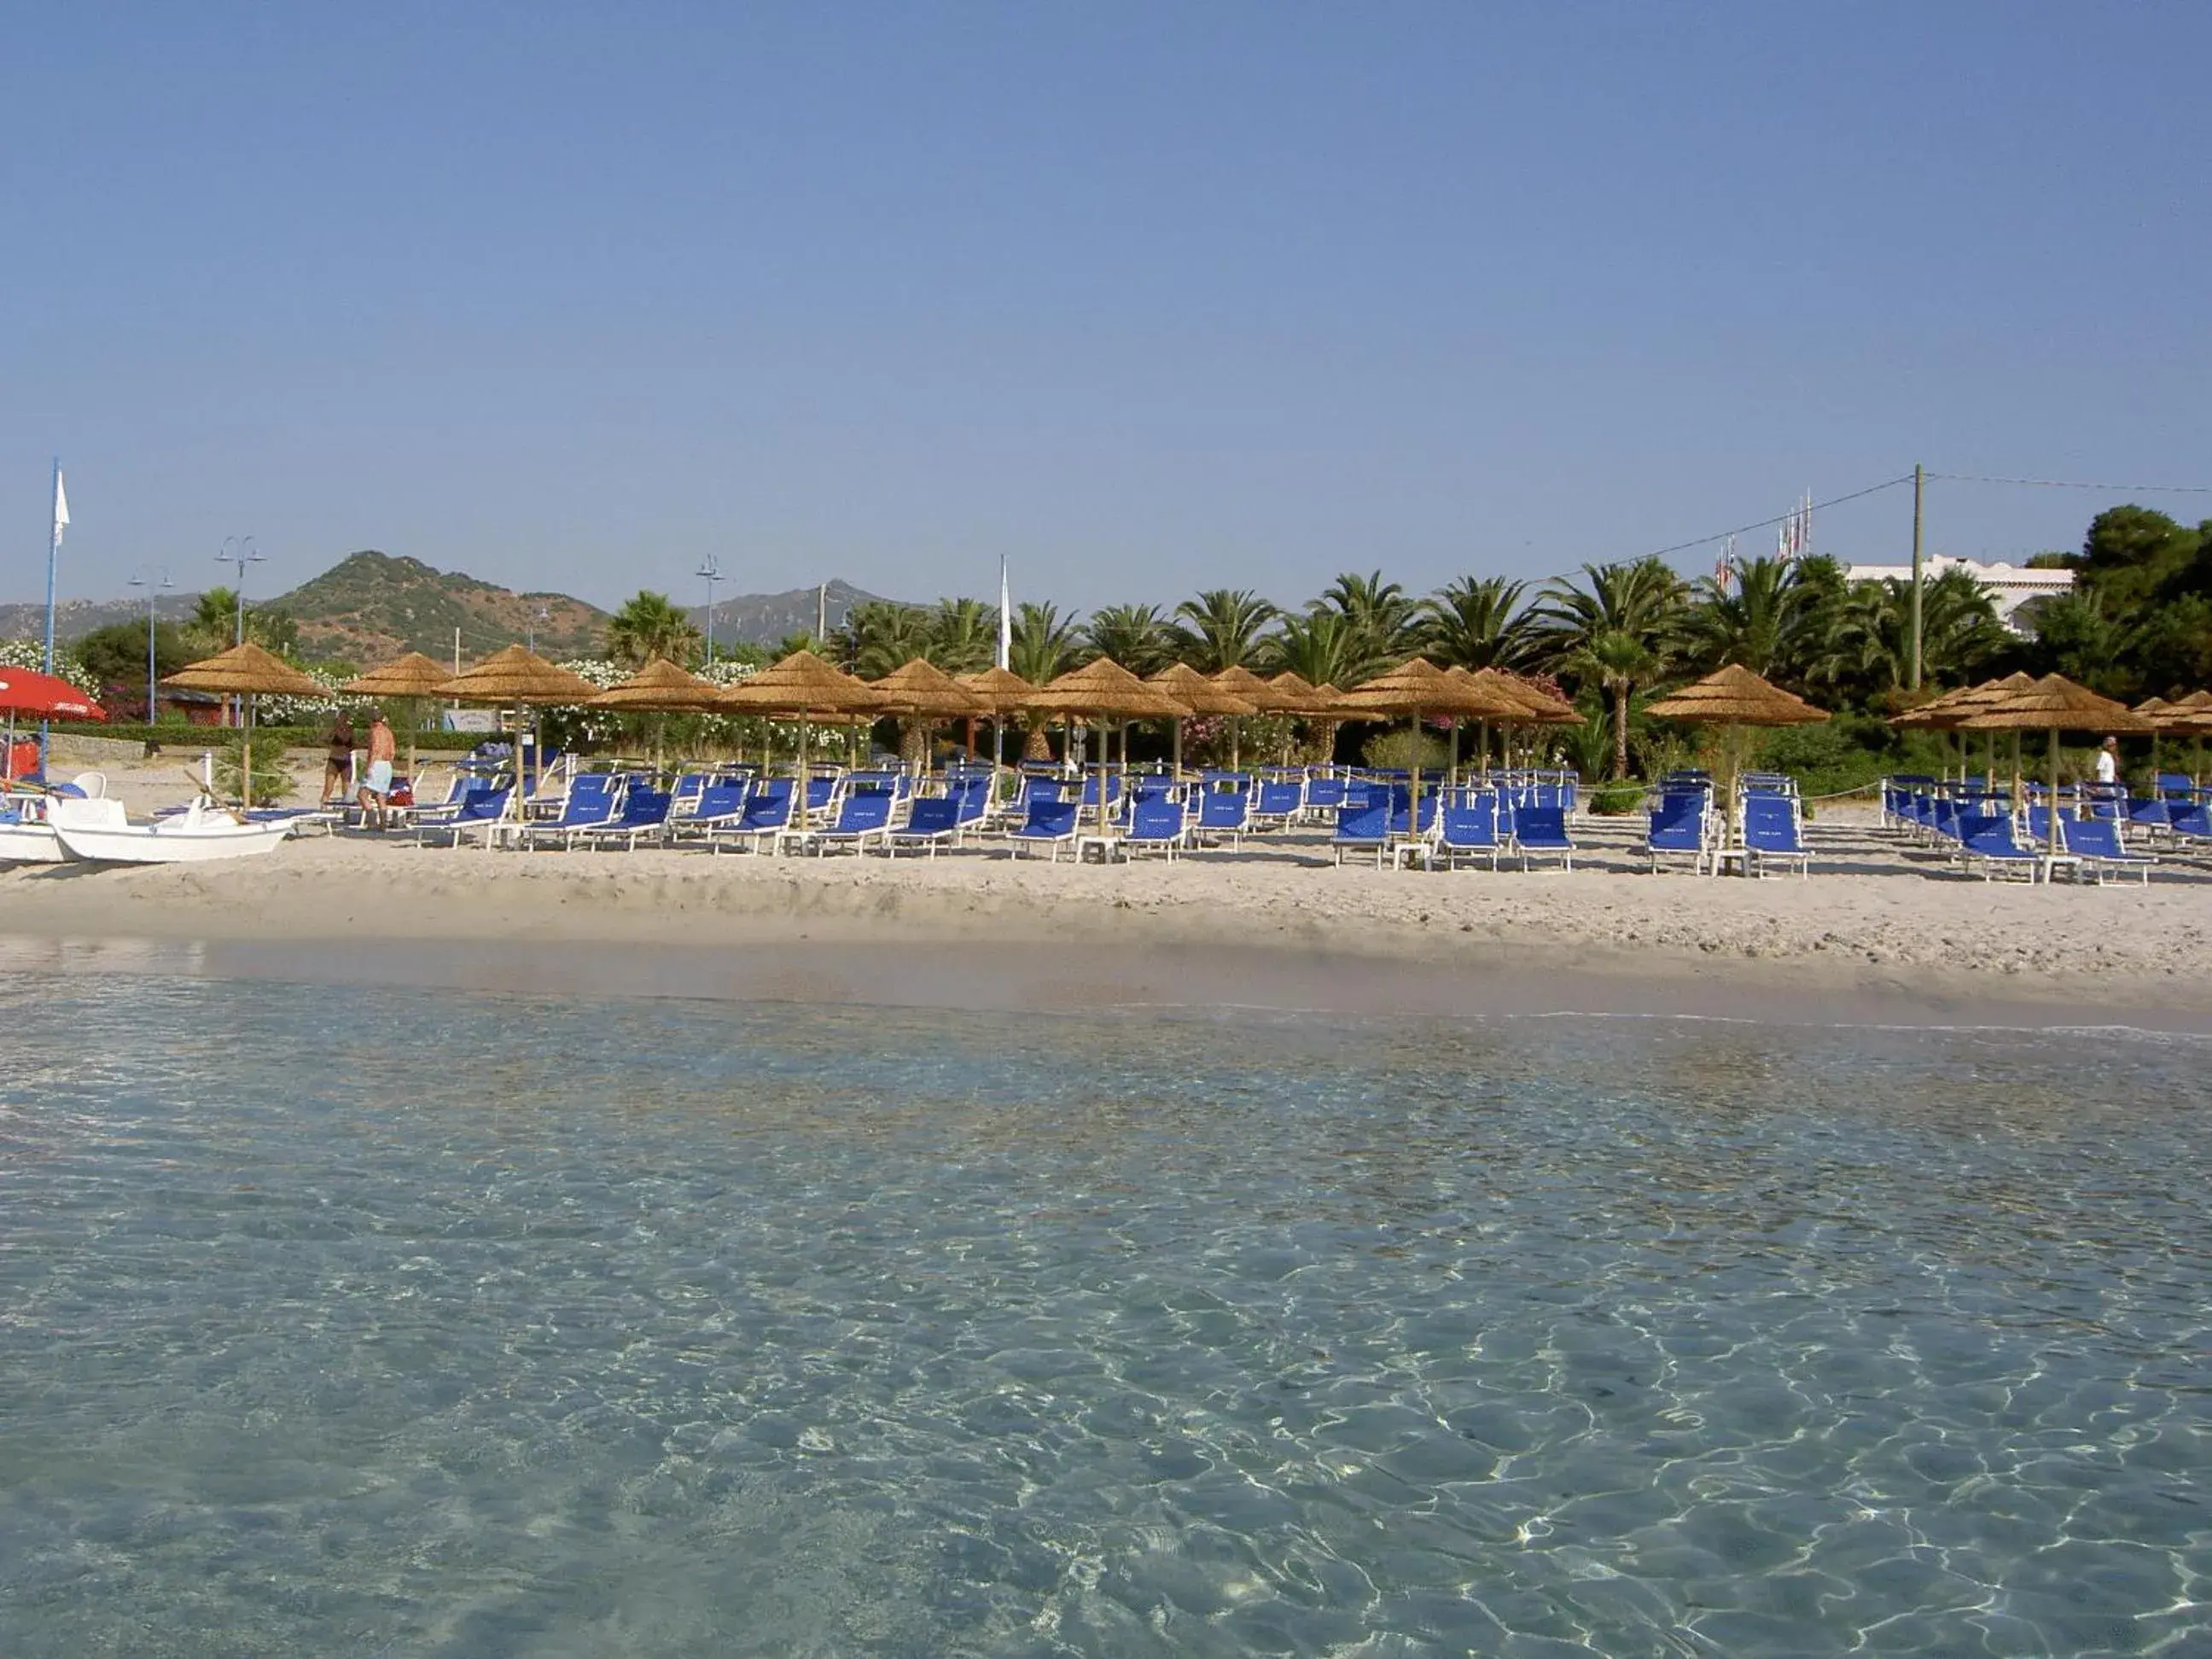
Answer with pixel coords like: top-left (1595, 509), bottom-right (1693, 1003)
top-left (696, 555), bottom-right (722, 666)
top-left (215, 537), bottom-right (265, 725)
top-left (126, 566), bottom-right (172, 723)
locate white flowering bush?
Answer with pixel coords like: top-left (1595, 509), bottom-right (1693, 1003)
top-left (535, 659), bottom-right (630, 750)
top-left (0, 637), bottom-right (101, 700)
top-left (256, 665), bottom-right (354, 725)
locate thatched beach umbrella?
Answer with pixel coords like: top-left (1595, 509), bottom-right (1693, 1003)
top-left (1644, 664), bottom-right (1829, 856)
top-left (587, 658), bottom-right (721, 772)
top-left (719, 650), bottom-right (887, 832)
top-left (1023, 658), bottom-right (1188, 835)
top-left (1207, 666), bottom-right (1296, 769)
top-left (163, 641), bottom-right (329, 807)
top-left (1444, 667), bottom-right (1581, 781)
top-left (1958, 675), bottom-right (2151, 858)
top-left (954, 665), bottom-right (1035, 787)
top-left (2168, 690), bottom-right (2212, 783)
top-left (1150, 661), bottom-right (1256, 779)
top-left (1336, 657), bottom-right (1527, 831)
top-left (870, 659), bottom-right (986, 772)
top-left (435, 645), bottom-right (602, 828)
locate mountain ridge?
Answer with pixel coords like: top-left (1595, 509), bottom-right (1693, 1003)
top-left (6, 555), bottom-right (891, 663)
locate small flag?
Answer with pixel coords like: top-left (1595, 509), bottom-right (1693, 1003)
top-left (997, 556), bottom-right (1011, 672)
top-left (52, 470), bottom-right (68, 547)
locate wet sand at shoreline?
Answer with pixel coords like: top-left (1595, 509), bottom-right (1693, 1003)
top-left (4, 807), bottom-right (2208, 1029)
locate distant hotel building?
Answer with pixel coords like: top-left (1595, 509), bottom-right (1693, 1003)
top-left (1838, 556), bottom-right (2074, 633)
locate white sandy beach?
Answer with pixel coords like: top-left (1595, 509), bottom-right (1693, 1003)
top-left (9, 741), bottom-right (2211, 1020)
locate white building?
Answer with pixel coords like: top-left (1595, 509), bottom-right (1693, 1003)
top-left (1839, 556), bottom-right (2074, 634)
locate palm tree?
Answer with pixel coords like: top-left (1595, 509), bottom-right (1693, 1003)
top-left (1806, 568), bottom-right (2010, 699)
top-left (1084, 603), bottom-right (1172, 673)
top-left (841, 600), bottom-right (935, 678)
top-left (926, 597), bottom-right (997, 674)
top-left (1320, 569), bottom-right (1418, 663)
top-left (1010, 601), bottom-right (1081, 758)
top-left (1683, 556), bottom-right (1805, 679)
top-left (1265, 608), bottom-right (1383, 690)
top-left (1534, 557), bottom-right (1685, 779)
top-left (604, 590), bottom-right (702, 669)
top-left (1265, 609), bottom-right (1382, 765)
top-left (1418, 576), bottom-right (1536, 670)
top-left (1168, 589), bottom-right (1278, 671)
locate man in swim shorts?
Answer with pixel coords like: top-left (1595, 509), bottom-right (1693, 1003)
top-left (357, 709), bottom-right (398, 830)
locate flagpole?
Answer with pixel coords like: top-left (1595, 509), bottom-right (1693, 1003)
top-left (40, 458), bottom-right (64, 776)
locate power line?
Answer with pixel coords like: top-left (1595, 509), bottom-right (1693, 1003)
top-left (1927, 473), bottom-right (2212, 495)
top-left (1642, 474), bottom-right (1915, 562)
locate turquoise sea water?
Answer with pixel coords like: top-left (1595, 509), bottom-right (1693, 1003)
top-left (0, 974), bottom-right (2206, 1656)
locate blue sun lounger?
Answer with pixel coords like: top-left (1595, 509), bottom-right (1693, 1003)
top-left (709, 777), bottom-right (795, 854)
top-left (1513, 804), bottom-right (1576, 870)
top-left (1741, 794), bottom-right (1811, 879)
top-left (2058, 815), bottom-right (2156, 884)
top-left (888, 795), bottom-right (964, 857)
top-left (521, 773), bottom-right (623, 849)
top-left (415, 786), bottom-right (514, 847)
top-left (1007, 796), bottom-right (1082, 860)
top-left (569, 786), bottom-right (672, 850)
top-left (1330, 800), bottom-right (1390, 867)
top-left (1959, 812), bottom-right (2052, 882)
top-left (1196, 784), bottom-right (1252, 848)
top-left (1122, 794), bottom-right (1190, 859)
top-left (1437, 794), bottom-right (1506, 871)
top-left (802, 788), bottom-right (896, 855)
top-left (1645, 790), bottom-right (1713, 874)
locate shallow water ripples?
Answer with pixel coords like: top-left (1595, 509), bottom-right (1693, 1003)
top-left (0, 982), bottom-right (2206, 1655)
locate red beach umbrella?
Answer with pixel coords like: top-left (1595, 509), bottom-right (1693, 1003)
top-left (0, 667), bottom-right (104, 720)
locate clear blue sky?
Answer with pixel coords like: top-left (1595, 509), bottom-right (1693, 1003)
top-left (5, 2), bottom-right (2208, 617)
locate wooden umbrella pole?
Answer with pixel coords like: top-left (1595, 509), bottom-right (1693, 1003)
top-left (1448, 717), bottom-right (1459, 792)
top-left (2047, 726), bottom-right (2062, 858)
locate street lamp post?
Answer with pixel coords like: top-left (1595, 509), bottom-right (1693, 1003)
top-left (127, 567), bottom-right (172, 724)
top-left (696, 555), bottom-right (722, 665)
top-left (214, 537), bottom-right (265, 726)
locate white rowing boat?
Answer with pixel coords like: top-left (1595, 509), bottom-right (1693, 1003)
top-left (48, 796), bottom-right (296, 864)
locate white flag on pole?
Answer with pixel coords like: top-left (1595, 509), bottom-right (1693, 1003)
top-left (52, 470), bottom-right (68, 546)
top-left (997, 557), bottom-right (1012, 672)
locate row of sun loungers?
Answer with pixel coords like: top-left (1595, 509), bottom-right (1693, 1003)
top-left (1882, 776), bottom-right (2201, 882)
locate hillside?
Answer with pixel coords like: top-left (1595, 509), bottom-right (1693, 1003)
top-left (269, 551), bottom-right (609, 663)
top-left (0, 592), bottom-right (202, 643)
top-left (689, 578), bottom-right (885, 647)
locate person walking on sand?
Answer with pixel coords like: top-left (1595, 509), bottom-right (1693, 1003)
top-left (357, 710), bottom-right (398, 830)
top-left (322, 713), bottom-right (356, 804)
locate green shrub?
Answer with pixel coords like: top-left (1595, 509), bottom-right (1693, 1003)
top-left (1590, 784), bottom-right (1644, 815)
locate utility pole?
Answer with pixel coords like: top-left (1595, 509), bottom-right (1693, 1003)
top-left (128, 568), bottom-right (172, 723)
top-left (1908, 464), bottom-right (1925, 691)
top-left (817, 581), bottom-right (827, 644)
top-left (696, 555), bottom-right (722, 665)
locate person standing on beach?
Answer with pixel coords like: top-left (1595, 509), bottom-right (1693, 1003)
top-left (322, 713), bottom-right (356, 804)
top-left (357, 710), bottom-right (397, 830)
top-left (2095, 736), bottom-right (2120, 786)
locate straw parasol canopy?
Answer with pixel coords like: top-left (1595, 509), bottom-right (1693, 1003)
top-left (870, 658), bottom-right (987, 717)
top-left (340, 651), bottom-right (456, 699)
top-left (1150, 661), bottom-right (1258, 718)
top-left (1958, 674), bottom-right (2151, 857)
top-left (1025, 659), bottom-right (1188, 832)
top-left (163, 643), bottom-right (331, 807)
top-left (1332, 658), bottom-right (1529, 826)
top-left (1955, 674), bottom-right (2149, 736)
top-left (1147, 661), bottom-right (1257, 777)
top-left (164, 640), bottom-right (327, 701)
top-left (717, 652), bottom-right (888, 835)
top-left (585, 657), bottom-right (721, 713)
top-left (1208, 664), bottom-right (1301, 713)
top-left (955, 665), bottom-right (1038, 713)
top-left (436, 644), bottom-right (600, 706)
top-left (1644, 663), bottom-right (1830, 727)
top-left (2131, 696), bottom-right (2202, 736)
top-left (718, 649), bottom-right (886, 716)
top-left (1643, 666), bottom-right (1829, 858)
